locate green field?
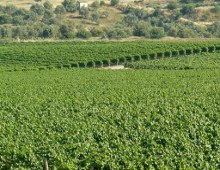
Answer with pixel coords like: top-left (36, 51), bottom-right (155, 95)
top-left (0, 69), bottom-right (220, 169)
top-left (0, 41), bottom-right (219, 71)
top-left (0, 41), bottom-right (220, 169)
top-left (125, 52), bottom-right (220, 70)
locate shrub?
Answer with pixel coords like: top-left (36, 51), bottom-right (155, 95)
top-left (79, 7), bottom-right (89, 19)
top-left (111, 0), bottom-right (120, 6)
top-left (150, 27), bottom-right (165, 39)
top-left (0, 14), bottom-right (12, 24)
top-left (167, 1), bottom-right (178, 10)
top-left (91, 1), bottom-right (100, 8)
top-left (133, 21), bottom-right (151, 37)
top-left (90, 27), bottom-right (103, 37)
top-left (62, 0), bottom-right (79, 13)
top-left (59, 24), bottom-right (75, 39)
top-left (55, 5), bottom-right (66, 15)
top-left (211, 5), bottom-right (220, 13)
top-left (180, 4), bottom-right (194, 15)
top-left (43, 1), bottom-right (53, 10)
top-left (76, 28), bottom-right (92, 39)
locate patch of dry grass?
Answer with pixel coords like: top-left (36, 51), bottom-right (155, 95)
top-left (0, 0), bottom-right (112, 9)
top-left (99, 6), bottom-right (124, 27)
top-left (0, 0), bottom-right (63, 9)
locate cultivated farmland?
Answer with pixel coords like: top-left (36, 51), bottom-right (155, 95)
top-left (0, 40), bottom-right (220, 169)
top-left (0, 40), bottom-right (219, 71)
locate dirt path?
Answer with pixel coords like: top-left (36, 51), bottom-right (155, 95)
top-left (102, 65), bottom-right (127, 70)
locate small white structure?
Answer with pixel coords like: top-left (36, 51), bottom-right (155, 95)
top-left (121, 1), bottom-right (130, 6)
top-left (79, 1), bottom-right (88, 8)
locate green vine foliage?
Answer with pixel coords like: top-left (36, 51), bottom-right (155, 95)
top-left (125, 53), bottom-right (220, 70)
top-left (0, 69), bottom-right (220, 169)
top-left (0, 41), bottom-right (219, 71)
top-left (0, 40), bottom-right (220, 169)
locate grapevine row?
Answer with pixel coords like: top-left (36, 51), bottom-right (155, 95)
top-left (0, 41), bottom-right (219, 71)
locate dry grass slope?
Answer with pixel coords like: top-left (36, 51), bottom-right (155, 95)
top-left (1, 0), bottom-right (64, 9)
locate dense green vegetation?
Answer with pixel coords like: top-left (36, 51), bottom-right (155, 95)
top-left (0, 69), bottom-right (220, 169)
top-left (125, 52), bottom-right (220, 70)
top-left (0, 40), bottom-right (220, 169)
top-left (0, 40), bottom-right (219, 71)
top-left (0, 0), bottom-right (220, 39)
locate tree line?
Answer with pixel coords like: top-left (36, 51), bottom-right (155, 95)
top-left (0, 0), bottom-right (219, 39)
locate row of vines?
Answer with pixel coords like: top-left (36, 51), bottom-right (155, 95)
top-left (0, 40), bottom-right (220, 169)
top-left (0, 41), bottom-right (219, 71)
top-left (0, 70), bottom-right (220, 169)
top-left (125, 53), bottom-right (220, 70)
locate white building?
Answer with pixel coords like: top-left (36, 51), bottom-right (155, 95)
top-left (79, 1), bottom-right (88, 8)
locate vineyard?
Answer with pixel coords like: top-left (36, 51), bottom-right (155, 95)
top-left (0, 40), bottom-right (220, 169)
top-left (0, 69), bottom-right (220, 169)
top-left (0, 40), bottom-right (220, 71)
top-left (125, 53), bottom-right (220, 70)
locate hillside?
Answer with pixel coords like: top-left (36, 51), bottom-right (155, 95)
top-left (0, 0), bottom-right (219, 40)
top-left (1, 1), bottom-right (220, 169)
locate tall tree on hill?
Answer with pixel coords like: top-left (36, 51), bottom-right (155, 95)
top-left (0, 25), bottom-right (12, 38)
top-left (30, 3), bottom-right (45, 15)
top-left (0, 14), bottom-right (12, 24)
top-left (4, 5), bottom-right (17, 15)
top-left (208, 22), bottom-right (220, 38)
top-left (43, 1), bottom-right (53, 10)
top-left (55, 5), bottom-right (66, 15)
top-left (12, 16), bottom-right (25, 25)
top-left (180, 4), bottom-right (194, 15)
top-left (150, 27), bottom-right (165, 39)
top-left (62, 0), bottom-right (79, 13)
top-left (79, 7), bottom-right (89, 19)
top-left (111, 0), bottom-right (120, 6)
top-left (59, 23), bottom-right (75, 38)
